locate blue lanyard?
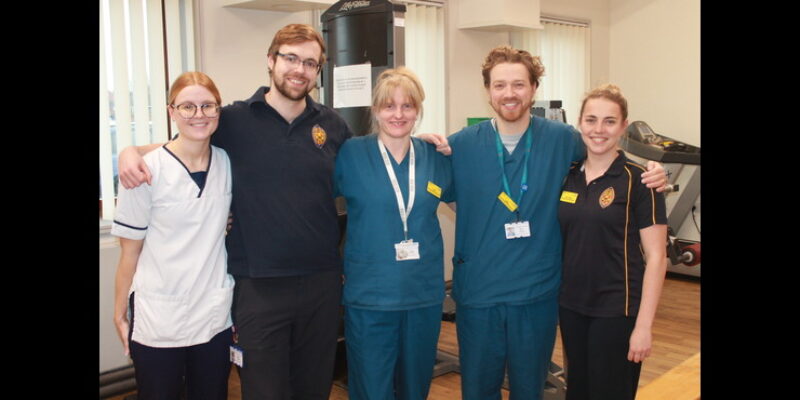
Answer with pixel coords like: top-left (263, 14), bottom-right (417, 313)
top-left (493, 116), bottom-right (533, 214)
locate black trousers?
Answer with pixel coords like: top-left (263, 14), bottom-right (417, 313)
top-left (129, 292), bottom-right (233, 400)
top-left (232, 270), bottom-right (342, 400)
top-left (559, 306), bottom-right (642, 400)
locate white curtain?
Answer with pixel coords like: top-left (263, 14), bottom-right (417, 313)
top-left (99, 0), bottom-right (195, 221)
top-left (511, 20), bottom-right (590, 127)
top-left (404, 2), bottom-right (446, 136)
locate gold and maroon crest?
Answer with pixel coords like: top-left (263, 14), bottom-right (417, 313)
top-left (598, 187), bottom-right (615, 209)
top-left (312, 124), bottom-right (327, 149)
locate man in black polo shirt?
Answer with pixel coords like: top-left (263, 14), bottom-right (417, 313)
top-left (118, 24), bottom-right (351, 400)
top-left (217, 24), bottom-right (352, 400)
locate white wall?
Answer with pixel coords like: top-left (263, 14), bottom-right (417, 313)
top-left (444, 0), bottom-right (700, 149)
top-left (190, 0), bottom-right (699, 145)
top-left (443, 0), bottom-right (612, 134)
top-left (194, 0), bottom-right (317, 104)
top-left (443, 2), bottom-right (509, 133)
top-left (609, 0), bottom-right (700, 146)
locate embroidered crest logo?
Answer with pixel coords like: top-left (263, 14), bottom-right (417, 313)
top-left (599, 187), bottom-right (615, 209)
top-left (312, 124), bottom-right (327, 149)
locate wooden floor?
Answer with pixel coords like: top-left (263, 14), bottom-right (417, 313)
top-left (108, 273), bottom-right (700, 400)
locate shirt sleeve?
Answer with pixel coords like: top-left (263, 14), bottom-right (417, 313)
top-left (110, 162), bottom-right (155, 240)
top-left (438, 153), bottom-right (455, 204)
top-left (333, 141), bottom-right (350, 198)
top-left (632, 173), bottom-right (668, 230)
top-left (210, 106), bottom-right (230, 148)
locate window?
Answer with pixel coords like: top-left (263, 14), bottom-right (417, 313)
top-left (403, 1), bottom-right (446, 136)
top-left (510, 18), bottom-right (590, 127)
top-left (99, 0), bottom-right (196, 221)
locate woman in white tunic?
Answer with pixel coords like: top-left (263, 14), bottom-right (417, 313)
top-left (111, 71), bottom-right (234, 400)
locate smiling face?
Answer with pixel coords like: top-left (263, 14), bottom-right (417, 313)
top-left (578, 97), bottom-right (629, 157)
top-left (168, 84), bottom-right (220, 143)
top-left (487, 62), bottom-right (536, 124)
top-left (267, 40), bottom-right (322, 102)
top-left (375, 87), bottom-right (419, 140)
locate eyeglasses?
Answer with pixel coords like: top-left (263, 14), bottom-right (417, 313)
top-left (170, 103), bottom-right (220, 119)
top-left (275, 52), bottom-right (321, 72)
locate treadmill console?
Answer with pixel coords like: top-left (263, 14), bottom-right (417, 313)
top-left (621, 121), bottom-right (700, 165)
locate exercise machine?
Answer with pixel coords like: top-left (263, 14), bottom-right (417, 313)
top-left (620, 120), bottom-right (701, 277)
top-left (321, 0), bottom-right (406, 137)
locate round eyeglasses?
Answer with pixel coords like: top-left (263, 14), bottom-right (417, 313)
top-left (171, 103), bottom-right (220, 119)
top-left (275, 52), bottom-right (321, 72)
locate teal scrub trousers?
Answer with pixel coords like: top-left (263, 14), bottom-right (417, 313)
top-left (344, 304), bottom-right (442, 400)
top-left (456, 296), bottom-right (558, 400)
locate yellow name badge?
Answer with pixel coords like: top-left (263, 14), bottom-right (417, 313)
top-left (498, 192), bottom-right (518, 212)
top-left (427, 181), bottom-right (442, 198)
top-left (560, 191), bottom-right (578, 204)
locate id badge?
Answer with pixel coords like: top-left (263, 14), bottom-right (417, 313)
top-left (504, 221), bottom-right (531, 239)
top-left (395, 240), bottom-right (420, 261)
top-left (230, 345), bottom-right (244, 367)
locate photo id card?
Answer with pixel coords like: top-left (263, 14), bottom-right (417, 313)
top-left (504, 221), bottom-right (531, 239)
top-left (230, 345), bottom-right (243, 367)
top-left (395, 240), bottom-right (420, 261)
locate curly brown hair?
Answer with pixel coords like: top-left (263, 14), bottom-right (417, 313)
top-left (481, 45), bottom-right (545, 88)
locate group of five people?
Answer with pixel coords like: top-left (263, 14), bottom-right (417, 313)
top-left (112, 23), bottom-right (668, 400)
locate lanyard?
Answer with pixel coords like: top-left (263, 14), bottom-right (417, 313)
top-left (378, 138), bottom-right (415, 241)
top-left (492, 116), bottom-right (533, 216)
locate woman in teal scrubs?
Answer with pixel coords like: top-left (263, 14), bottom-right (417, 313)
top-left (333, 67), bottom-right (454, 400)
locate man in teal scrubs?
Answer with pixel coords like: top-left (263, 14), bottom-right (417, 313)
top-left (445, 45), bottom-right (666, 400)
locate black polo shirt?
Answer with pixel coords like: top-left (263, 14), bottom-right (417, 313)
top-left (558, 150), bottom-right (667, 318)
top-left (212, 86), bottom-right (353, 278)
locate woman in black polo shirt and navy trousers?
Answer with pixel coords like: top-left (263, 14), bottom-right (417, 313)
top-left (557, 84), bottom-right (668, 400)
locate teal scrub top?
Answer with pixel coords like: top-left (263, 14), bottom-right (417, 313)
top-left (334, 135), bottom-right (455, 311)
top-left (448, 117), bottom-right (584, 307)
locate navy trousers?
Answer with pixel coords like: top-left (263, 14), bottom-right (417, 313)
top-left (129, 293), bottom-right (233, 400)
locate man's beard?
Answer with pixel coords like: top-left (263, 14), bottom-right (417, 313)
top-left (492, 97), bottom-right (531, 123)
top-left (272, 72), bottom-right (313, 101)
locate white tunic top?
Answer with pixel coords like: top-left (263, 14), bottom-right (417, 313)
top-left (111, 145), bottom-right (234, 348)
